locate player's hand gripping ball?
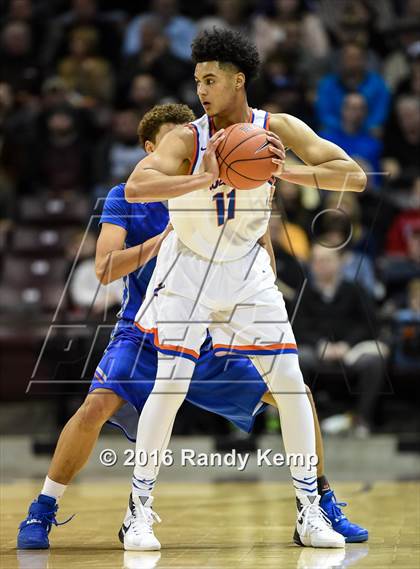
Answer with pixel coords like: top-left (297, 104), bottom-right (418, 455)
top-left (215, 123), bottom-right (282, 190)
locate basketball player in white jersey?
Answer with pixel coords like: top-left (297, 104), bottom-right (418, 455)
top-left (123, 29), bottom-right (367, 550)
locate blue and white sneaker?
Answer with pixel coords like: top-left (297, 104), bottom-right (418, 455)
top-left (320, 490), bottom-right (368, 543)
top-left (17, 494), bottom-right (73, 549)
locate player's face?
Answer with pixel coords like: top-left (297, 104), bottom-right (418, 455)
top-left (310, 245), bottom-right (341, 282)
top-left (194, 61), bottom-right (239, 117)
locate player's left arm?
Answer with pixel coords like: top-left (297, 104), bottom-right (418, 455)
top-left (268, 114), bottom-right (367, 192)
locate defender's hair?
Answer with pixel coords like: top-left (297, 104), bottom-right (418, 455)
top-left (138, 103), bottom-right (195, 147)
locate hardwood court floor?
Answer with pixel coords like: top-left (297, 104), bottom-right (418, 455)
top-left (1, 481), bottom-right (419, 569)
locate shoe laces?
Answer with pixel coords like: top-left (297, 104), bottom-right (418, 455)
top-left (330, 499), bottom-right (348, 522)
top-left (298, 502), bottom-right (332, 535)
top-left (132, 502), bottom-right (161, 536)
top-left (20, 508), bottom-right (75, 531)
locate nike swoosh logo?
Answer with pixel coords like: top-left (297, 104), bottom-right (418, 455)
top-left (200, 147), bottom-right (207, 151)
top-left (122, 522), bottom-right (131, 534)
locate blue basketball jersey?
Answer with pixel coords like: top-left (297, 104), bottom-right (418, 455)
top-left (100, 183), bottom-right (169, 321)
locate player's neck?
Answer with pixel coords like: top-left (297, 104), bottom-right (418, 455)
top-left (211, 100), bottom-right (251, 130)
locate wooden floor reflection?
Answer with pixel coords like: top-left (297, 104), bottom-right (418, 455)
top-left (1, 481), bottom-right (419, 568)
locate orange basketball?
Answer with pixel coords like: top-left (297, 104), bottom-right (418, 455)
top-left (216, 123), bottom-right (275, 190)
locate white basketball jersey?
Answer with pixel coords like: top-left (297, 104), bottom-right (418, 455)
top-left (169, 108), bottom-right (273, 262)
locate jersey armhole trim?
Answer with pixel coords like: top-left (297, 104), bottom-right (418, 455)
top-left (186, 123), bottom-right (199, 175)
top-left (264, 112), bottom-right (271, 130)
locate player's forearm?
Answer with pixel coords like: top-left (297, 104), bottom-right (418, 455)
top-left (96, 233), bottom-right (167, 284)
top-left (125, 171), bottom-right (214, 203)
top-left (279, 160), bottom-right (367, 192)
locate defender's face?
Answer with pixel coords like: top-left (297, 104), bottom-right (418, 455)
top-left (194, 61), bottom-right (237, 116)
top-left (145, 122), bottom-right (179, 153)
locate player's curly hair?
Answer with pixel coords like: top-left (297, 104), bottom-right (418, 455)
top-left (138, 103), bottom-right (195, 148)
top-left (191, 28), bottom-right (260, 86)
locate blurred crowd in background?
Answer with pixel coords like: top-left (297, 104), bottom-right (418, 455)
top-left (0, 0), bottom-right (419, 441)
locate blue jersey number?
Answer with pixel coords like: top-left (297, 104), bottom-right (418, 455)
top-left (213, 190), bottom-right (236, 226)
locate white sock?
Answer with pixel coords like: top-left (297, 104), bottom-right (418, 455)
top-left (41, 476), bottom-right (67, 501)
top-left (254, 355), bottom-right (318, 498)
top-left (132, 356), bottom-right (194, 485)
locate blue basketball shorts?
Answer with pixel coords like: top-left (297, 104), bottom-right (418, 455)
top-left (89, 320), bottom-right (268, 441)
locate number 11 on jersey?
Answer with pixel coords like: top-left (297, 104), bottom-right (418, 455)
top-left (213, 190), bottom-right (236, 226)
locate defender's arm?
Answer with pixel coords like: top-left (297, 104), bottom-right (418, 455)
top-left (95, 222), bottom-right (172, 285)
top-left (269, 114), bottom-right (367, 192)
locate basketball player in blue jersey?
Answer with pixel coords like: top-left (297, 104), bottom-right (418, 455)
top-left (125, 29), bottom-right (368, 550)
top-left (17, 104), bottom-right (367, 551)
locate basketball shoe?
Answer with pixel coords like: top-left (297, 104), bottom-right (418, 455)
top-left (320, 490), bottom-right (368, 543)
top-left (17, 494), bottom-right (73, 549)
top-left (119, 494), bottom-right (161, 551)
top-left (294, 494), bottom-right (345, 548)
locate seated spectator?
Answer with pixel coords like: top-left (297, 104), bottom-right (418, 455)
top-left (122, 0), bottom-right (196, 62)
top-left (126, 74), bottom-right (159, 116)
top-left (67, 229), bottom-right (122, 318)
top-left (0, 21), bottom-right (41, 93)
top-left (293, 243), bottom-right (387, 437)
top-left (320, 222), bottom-right (384, 300)
top-left (253, 0), bottom-right (329, 63)
top-left (320, 92), bottom-right (383, 188)
top-left (58, 26), bottom-right (114, 103)
top-left (395, 47), bottom-right (420, 98)
top-left (93, 108), bottom-right (145, 197)
top-left (197, 0), bottom-right (250, 34)
top-left (391, 278), bottom-right (420, 374)
top-left (384, 18), bottom-right (420, 92)
top-left (249, 61), bottom-right (315, 124)
top-left (4, 0), bottom-right (48, 60)
top-left (118, 16), bottom-right (191, 97)
top-left (50, 0), bottom-right (122, 66)
top-left (380, 213), bottom-right (420, 299)
top-left (386, 178), bottom-right (420, 256)
top-left (383, 95), bottom-right (420, 184)
top-left (34, 107), bottom-right (92, 193)
top-left (316, 42), bottom-right (390, 136)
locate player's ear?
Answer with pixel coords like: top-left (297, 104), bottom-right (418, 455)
top-left (144, 140), bottom-right (155, 154)
top-left (235, 72), bottom-right (245, 90)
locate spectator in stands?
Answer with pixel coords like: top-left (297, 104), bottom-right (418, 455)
top-left (50, 0), bottom-right (122, 65)
top-left (197, 0), bottom-right (250, 34)
top-left (319, 221), bottom-right (383, 300)
top-left (383, 19), bottom-right (420, 92)
top-left (316, 42), bottom-right (390, 136)
top-left (395, 48), bottom-right (420, 98)
top-left (67, 229), bottom-right (122, 317)
top-left (253, 0), bottom-right (329, 63)
top-left (293, 243), bottom-right (386, 437)
top-left (320, 93), bottom-right (383, 188)
top-left (34, 107), bottom-right (91, 194)
top-left (0, 21), bottom-right (41, 93)
top-left (383, 95), bottom-right (420, 184)
top-left (386, 178), bottom-right (420, 257)
top-left (118, 16), bottom-right (190, 97)
top-left (126, 74), bottom-right (159, 116)
top-left (57, 26), bottom-right (114, 103)
top-left (122, 0), bottom-right (196, 61)
top-left (93, 108), bottom-right (145, 196)
top-left (391, 277), bottom-right (420, 374)
top-left (381, 177), bottom-right (420, 296)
